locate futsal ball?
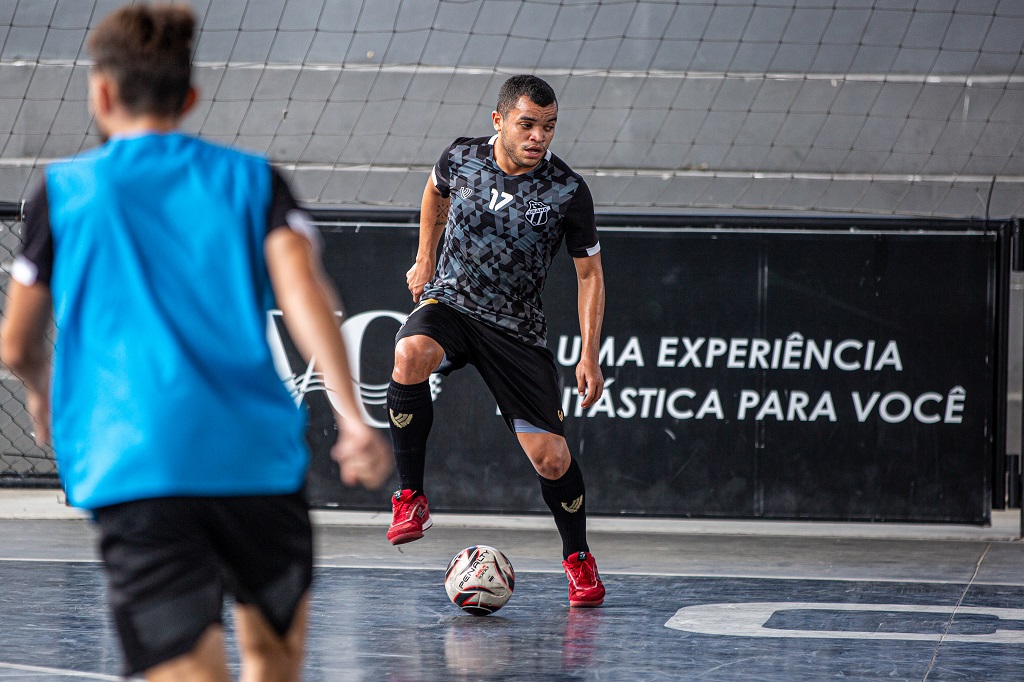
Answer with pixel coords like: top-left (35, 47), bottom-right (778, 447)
top-left (444, 545), bottom-right (515, 615)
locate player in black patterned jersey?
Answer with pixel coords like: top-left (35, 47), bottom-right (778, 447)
top-left (386, 75), bottom-right (607, 607)
top-left (423, 133), bottom-right (598, 346)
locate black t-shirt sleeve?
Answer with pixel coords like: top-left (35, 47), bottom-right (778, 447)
top-left (267, 166), bottom-right (321, 251)
top-left (268, 166), bottom-right (300, 233)
top-left (14, 180), bottom-right (54, 287)
top-left (562, 177), bottom-right (600, 258)
top-left (431, 137), bottom-right (473, 198)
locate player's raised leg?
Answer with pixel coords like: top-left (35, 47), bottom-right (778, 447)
top-left (518, 431), bottom-right (605, 607)
top-left (386, 334), bottom-right (443, 544)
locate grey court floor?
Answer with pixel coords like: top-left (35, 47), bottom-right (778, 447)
top-left (1, 491), bottom-right (1023, 681)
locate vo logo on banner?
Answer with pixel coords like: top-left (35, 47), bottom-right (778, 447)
top-left (266, 309), bottom-right (408, 429)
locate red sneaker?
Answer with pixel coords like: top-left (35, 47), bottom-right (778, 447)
top-left (562, 551), bottom-right (605, 607)
top-left (387, 489), bottom-right (432, 545)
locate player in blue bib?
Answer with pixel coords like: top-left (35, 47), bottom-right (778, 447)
top-left (0, 5), bottom-right (391, 679)
top-left (386, 75), bottom-right (607, 608)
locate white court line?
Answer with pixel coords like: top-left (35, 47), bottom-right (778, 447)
top-left (665, 602), bottom-right (1024, 644)
top-left (0, 661), bottom-right (133, 680)
top-left (2, 555), bottom-right (1023, 587)
top-left (312, 562), bottom-right (1024, 586)
top-left (0, 496), bottom-right (1018, 541)
top-left (0, 557), bottom-right (101, 564)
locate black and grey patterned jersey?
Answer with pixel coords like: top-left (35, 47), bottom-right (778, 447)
top-left (422, 135), bottom-right (600, 347)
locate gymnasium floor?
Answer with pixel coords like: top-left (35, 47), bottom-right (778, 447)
top-left (1, 491), bottom-right (1023, 681)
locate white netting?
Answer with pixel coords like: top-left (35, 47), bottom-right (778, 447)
top-left (1, 0), bottom-right (1023, 217)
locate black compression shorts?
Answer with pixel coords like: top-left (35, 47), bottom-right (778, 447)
top-left (397, 299), bottom-right (566, 435)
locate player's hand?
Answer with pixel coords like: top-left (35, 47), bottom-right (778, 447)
top-left (576, 356), bottom-right (604, 410)
top-left (405, 258), bottom-right (435, 303)
top-left (26, 389), bottom-right (51, 447)
top-left (331, 423), bottom-right (394, 490)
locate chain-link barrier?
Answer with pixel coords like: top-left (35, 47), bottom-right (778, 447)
top-left (0, 218), bottom-right (59, 486)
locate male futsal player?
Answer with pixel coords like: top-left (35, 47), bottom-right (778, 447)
top-left (386, 75), bottom-right (606, 607)
top-left (0, 4), bottom-right (392, 680)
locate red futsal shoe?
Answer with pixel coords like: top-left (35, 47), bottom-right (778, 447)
top-left (562, 551), bottom-right (606, 607)
top-left (387, 489), bottom-right (432, 545)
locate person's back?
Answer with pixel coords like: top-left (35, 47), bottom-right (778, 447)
top-left (44, 133), bottom-right (308, 508)
top-left (0, 4), bottom-right (392, 679)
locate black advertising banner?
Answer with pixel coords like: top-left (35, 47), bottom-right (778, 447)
top-left (291, 223), bottom-right (998, 523)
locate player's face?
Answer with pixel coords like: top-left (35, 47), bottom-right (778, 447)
top-left (492, 96), bottom-right (557, 174)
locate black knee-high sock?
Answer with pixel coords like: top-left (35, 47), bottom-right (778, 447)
top-left (387, 380), bottom-right (433, 495)
top-left (538, 458), bottom-right (589, 560)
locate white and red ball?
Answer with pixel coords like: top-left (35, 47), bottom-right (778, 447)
top-left (444, 545), bottom-right (515, 615)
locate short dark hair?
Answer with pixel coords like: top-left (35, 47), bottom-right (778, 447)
top-left (87, 4), bottom-right (195, 117)
top-left (496, 75), bottom-right (557, 117)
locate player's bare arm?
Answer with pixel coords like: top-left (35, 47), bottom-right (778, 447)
top-left (0, 281), bottom-right (53, 446)
top-left (407, 179), bottom-right (449, 302)
top-left (574, 253), bottom-right (605, 409)
top-left (265, 227), bottom-right (393, 489)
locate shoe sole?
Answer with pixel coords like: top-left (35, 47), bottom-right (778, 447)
top-left (387, 517), bottom-right (432, 545)
top-left (388, 532), bottom-right (422, 545)
top-left (569, 598), bottom-right (604, 608)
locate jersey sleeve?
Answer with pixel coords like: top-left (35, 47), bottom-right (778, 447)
top-left (268, 166), bottom-right (322, 253)
top-left (12, 180), bottom-right (54, 287)
top-left (562, 177), bottom-right (600, 258)
top-left (430, 137), bottom-right (472, 198)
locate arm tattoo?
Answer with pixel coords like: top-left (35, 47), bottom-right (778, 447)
top-left (436, 198), bottom-right (450, 230)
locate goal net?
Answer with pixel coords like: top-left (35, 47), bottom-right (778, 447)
top-left (1, 0), bottom-right (1023, 219)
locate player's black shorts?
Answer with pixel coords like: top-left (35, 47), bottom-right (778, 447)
top-left (397, 299), bottom-right (566, 435)
top-left (93, 492), bottom-right (313, 676)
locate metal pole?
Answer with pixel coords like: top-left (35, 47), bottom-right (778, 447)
top-left (1015, 219), bottom-right (1024, 540)
top-left (1012, 218), bottom-right (1024, 540)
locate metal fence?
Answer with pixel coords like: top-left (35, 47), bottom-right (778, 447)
top-left (0, 218), bottom-right (58, 486)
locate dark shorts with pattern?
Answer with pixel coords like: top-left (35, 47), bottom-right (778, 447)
top-left (93, 492), bottom-right (313, 676)
top-left (397, 299), bottom-right (566, 435)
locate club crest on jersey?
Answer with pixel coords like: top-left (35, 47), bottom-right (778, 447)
top-left (525, 200), bottom-right (550, 226)
top-left (458, 186), bottom-right (473, 200)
